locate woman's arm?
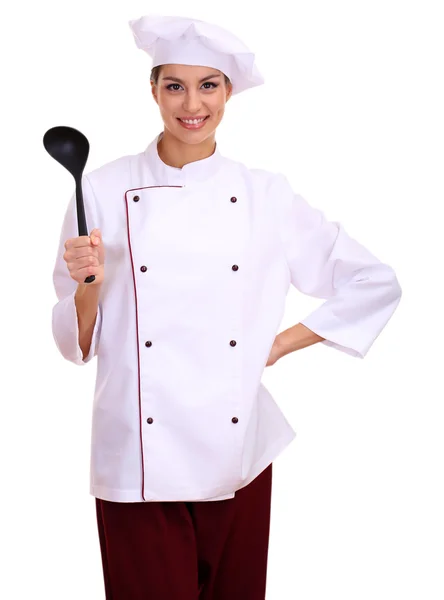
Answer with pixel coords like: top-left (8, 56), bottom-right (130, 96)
top-left (277, 323), bottom-right (325, 358)
top-left (52, 177), bottom-right (102, 365)
top-left (75, 282), bottom-right (102, 361)
top-left (273, 173), bottom-right (402, 359)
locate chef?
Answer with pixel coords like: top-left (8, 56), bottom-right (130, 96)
top-left (51, 14), bottom-right (402, 600)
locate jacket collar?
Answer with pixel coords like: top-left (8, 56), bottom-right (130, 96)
top-left (144, 131), bottom-right (223, 187)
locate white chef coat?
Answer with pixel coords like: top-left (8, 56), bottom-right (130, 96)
top-left (51, 131), bottom-right (402, 502)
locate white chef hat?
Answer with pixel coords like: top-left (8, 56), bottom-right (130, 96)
top-left (128, 15), bottom-right (265, 95)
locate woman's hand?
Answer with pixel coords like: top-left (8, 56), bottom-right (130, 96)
top-left (266, 337), bottom-right (284, 367)
top-left (63, 228), bottom-right (105, 285)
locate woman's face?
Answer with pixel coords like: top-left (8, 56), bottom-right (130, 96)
top-left (151, 64), bottom-right (233, 145)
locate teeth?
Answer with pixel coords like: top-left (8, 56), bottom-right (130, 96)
top-left (180, 117), bottom-right (206, 124)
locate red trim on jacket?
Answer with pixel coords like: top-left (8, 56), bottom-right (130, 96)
top-left (124, 185), bottom-right (183, 501)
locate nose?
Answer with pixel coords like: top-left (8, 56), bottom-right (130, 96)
top-left (182, 88), bottom-right (202, 113)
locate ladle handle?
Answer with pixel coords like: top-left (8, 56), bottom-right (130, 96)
top-left (76, 176), bottom-right (95, 283)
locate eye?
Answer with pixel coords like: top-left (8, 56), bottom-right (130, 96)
top-left (165, 82), bottom-right (219, 91)
top-left (166, 84), bottom-right (182, 91)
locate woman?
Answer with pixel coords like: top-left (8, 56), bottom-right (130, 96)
top-left (52, 14), bottom-right (402, 600)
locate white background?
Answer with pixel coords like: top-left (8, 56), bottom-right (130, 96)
top-left (1, 0), bottom-right (443, 598)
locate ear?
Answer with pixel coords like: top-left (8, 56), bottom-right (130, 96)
top-left (150, 81), bottom-right (159, 105)
top-left (226, 82), bottom-right (233, 102)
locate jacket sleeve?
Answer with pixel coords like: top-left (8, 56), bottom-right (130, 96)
top-left (51, 175), bottom-right (102, 365)
top-left (275, 173), bottom-right (402, 358)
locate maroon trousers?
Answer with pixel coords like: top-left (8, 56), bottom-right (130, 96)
top-left (95, 463), bottom-right (272, 600)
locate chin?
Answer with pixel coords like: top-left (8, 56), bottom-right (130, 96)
top-left (176, 126), bottom-right (215, 143)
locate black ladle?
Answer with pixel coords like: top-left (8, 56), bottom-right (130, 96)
top-left (43, 126), bottom-right (95, 283)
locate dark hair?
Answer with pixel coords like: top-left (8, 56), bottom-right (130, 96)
top-left (150, 65), bottom-right (231, 87)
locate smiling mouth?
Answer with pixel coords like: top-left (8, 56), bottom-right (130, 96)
top-left (177, 116), bottom-right (210, 124)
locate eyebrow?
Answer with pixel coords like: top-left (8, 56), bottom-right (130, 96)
top-left (162, 74), bottom-right (222, 84)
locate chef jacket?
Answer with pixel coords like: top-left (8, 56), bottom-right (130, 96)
top-left (51, 131), bottom-right (402, 502)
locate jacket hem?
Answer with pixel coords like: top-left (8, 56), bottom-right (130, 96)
top-left (90, 484), bottom-right (236, 503)
top-left (90, 429), bottom-right (297, 502)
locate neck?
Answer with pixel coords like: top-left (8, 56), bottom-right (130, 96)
top-left (157, 129), bottom-right (216, 169)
